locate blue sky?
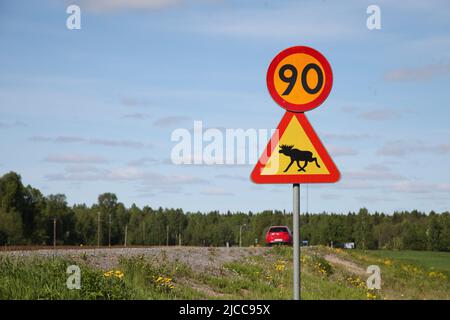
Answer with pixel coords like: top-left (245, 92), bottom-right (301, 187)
top-left (1, 0), bottom-right (450, 214)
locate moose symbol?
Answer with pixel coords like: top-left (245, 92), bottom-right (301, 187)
top-left (279, 144), bottom-right (321, 173)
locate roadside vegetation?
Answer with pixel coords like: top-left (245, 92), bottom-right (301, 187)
top-left (1, 246), bottom-right (448, 300)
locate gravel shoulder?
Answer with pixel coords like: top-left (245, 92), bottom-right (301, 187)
top-left (0, 246), bottom-right (271, 271)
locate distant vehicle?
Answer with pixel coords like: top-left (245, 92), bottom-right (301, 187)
top-left (343, 242), bottom-right (355, 249)
top-left (265, 226), bottom-right (293, 246)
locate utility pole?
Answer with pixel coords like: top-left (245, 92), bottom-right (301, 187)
top-left (166, 225), bottom-right (169, 246)
top-left (142, 221), bottom-right (146, 244)
top-left (239, 224), bottom-right (247, 247)
top-left (53, 218), bottom-right (57, 249)
top-left (97, 212), bottom-right (101, 248)
top-left (124, 224), bottom-right (128, 247)
top-left (108, 214), bottom-right (112, 247)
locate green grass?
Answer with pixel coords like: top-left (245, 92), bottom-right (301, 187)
top-left (345, 249), bottom-right (449, 300)
top-left (0, 256), bottom-right (133, 299)
top-left (0, 247), bottom-right (448, 300)
top-left (356, 250), bottom-right (450, 273)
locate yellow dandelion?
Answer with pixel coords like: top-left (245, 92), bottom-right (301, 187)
top-left (103, 270), bottom-right (114, 277)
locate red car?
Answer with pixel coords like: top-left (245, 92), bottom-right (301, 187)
top-left (265, 226), bottom-right (293, 246)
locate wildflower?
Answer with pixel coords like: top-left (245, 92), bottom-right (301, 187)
top-left (274, 260), bottom-right (286, 272)
top-left (384, 259), bottom-right (392, 266)
top-left (313, 262), bottom-right (328, 277)
top-left (347, 276), bottom-right (366, 289)
top-left (153, 275), bottom-right (175, 290)
top-left (428, 271), bottom-right (447, 280)
top-left (103, 271), bottom-right (113, 277)
top-left (103, 270), bottom-right (124, 279)
top-left (366, 291), bottom-right (377, 300)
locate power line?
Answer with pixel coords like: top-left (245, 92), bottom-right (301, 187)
top-left (306, 184), bottom-right (309, 214)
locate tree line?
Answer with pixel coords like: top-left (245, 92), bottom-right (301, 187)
top-left (0, 172), bottom-right (449, 251)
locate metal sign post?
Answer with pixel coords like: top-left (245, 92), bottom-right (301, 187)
top-left (293, 184), bottom-right (300, 300)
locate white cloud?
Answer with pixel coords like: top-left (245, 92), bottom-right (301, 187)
top-left (80, 0), bottom-right (182, 12)
top-left (120, 97), bottom-right (143, 106)
top-left (377, 140), bottom-right (450, 157)
top-left (30, 135), bottom-right (152, 149)
top-left (55, 136), bottom-right (85, 143)
top-left (122, 113), bottom-right (151, 120)
top-left (355, 195), bottom-right (397, 203)
top-left (201, 187), bottom-right (234, 196)
top-left (215, 174), bottom-right (247, 181)
top-left (338, 106), bottom-right (405, 122)
top-left (45, 166), bottom-right (209, 188)
top-left (44, 154), bottom-right (108, 164)
top-left (321, 132), bottom-right (374, 141)
top-left (389, 181), bottom-right (450, 194)
top-left (340, 106), bottom-right (359, 113)
top-left (345, 165), bottom-right (405, 181)
top-left (337, 180), bottom-right (379, 190)
top-left (188, 1), bottom-right (360, 40)
top-left (328, 146), bottom-right (358, 157)
top-left (385, 63), bottom-right (450, 82)
top-left (153, 116), bottom-right (190, 127)
top-left (0, 120), bottom-right (26, 128)
top-left (320, 193), bottom-right (342, 200)
top-left (64, 165), bottom-right (102, 173)
top-left (127, 157), bottom-right (159, 166)
top-left (359, 109), bottom-right (401, 121)
top-left (89, 138), bottom-right (149, 149)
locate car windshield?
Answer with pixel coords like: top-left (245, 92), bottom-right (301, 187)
top-left (269, 227), bottom-right (288, 233)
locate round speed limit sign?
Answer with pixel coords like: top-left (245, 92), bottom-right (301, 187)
top-left (266, 46), bottom-right (333, 113)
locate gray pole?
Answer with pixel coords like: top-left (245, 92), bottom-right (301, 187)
top-left (239, 224), bottom-right (246, 247)
top-left (53, 218), bottom-right (56, 249)
top-left (143, 221), bottom-right (146, 244)
top-left (166, 225), bottom-right (169, 246)
top-left (293, 183), bottom-right (300, 300)
top-left (97, 212), bottom-right (101, 248)
top-left (124, 224), bottom-right (128, 247)
top-left (108, 214), bottom-right (112, 247)
top-left (239, 225), bottom-right (242, 247)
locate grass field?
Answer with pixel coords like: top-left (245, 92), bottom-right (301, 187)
top-left (354, 250), bottom-right (450, 272)
top-left (0, 246), bottom-right (448, 300)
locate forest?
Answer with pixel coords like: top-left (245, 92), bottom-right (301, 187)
top-left (0, 171), bottom-right (449, 251)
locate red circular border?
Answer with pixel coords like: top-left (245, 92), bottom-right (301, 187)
top-left (266, 46), bottom-right (333, 113)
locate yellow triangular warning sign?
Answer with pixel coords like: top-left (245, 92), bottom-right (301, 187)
top-left (251, 112), bottom-right (340, 183)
